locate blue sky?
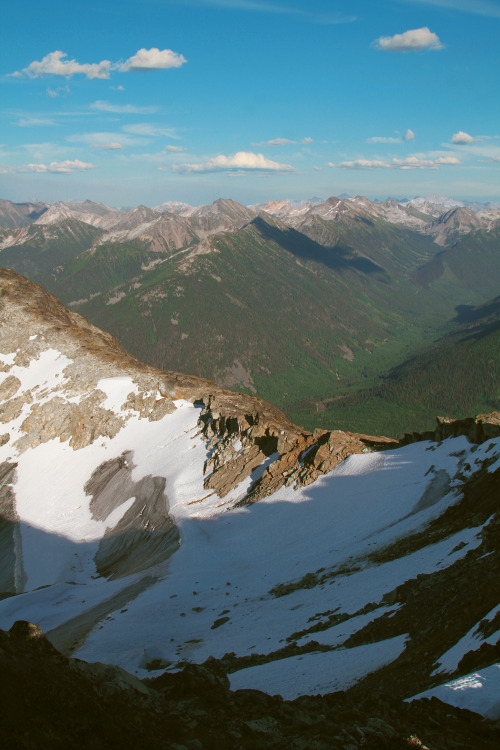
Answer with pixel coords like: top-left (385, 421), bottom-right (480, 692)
top-left (1, 0), bottom-right (499, 206)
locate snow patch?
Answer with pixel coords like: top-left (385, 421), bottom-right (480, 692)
top-left (229, 634), bottom-right (408, 699)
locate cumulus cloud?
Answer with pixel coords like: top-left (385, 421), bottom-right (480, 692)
top-left (312, 166), bottom-right (322, 171)
top-left (0, 159), bottom-right (95, 174)
top-left (337, 155), bottom-right (460, 170)
top-left (12, 48), bottom-right (186, 79)
top-left (374, 27), bottom-right (443, 52)
top-left (91, 100), bottom-right (159, 114)
top-left (169, 151), bottom-right (295, 173)
top-left (301, 136), bottom-right (314, 144)
top-left (91, 142), bottom-right (125, 150)
top-left (403, 129), bottom-right (415, 141)
top-left (165, 145), bottom-right (186, 152)
top-left (117, 48), bottom-right (186, 72)
top-left (451, 130), bottom-right (480, 144)
top-left (14, 51), bottom-right (112, 80)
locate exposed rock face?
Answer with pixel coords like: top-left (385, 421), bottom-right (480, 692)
top-left (400, 412), bottom-right (500, 447)
top-left (157, 377), bottom-right (398, 503)
top-left (86, 452), bottom-right (180, 578)
top-left (1, 620), bottom-right (499, 750)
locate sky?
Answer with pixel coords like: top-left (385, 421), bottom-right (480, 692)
top-left (1, 0), bottom-right (499, 207)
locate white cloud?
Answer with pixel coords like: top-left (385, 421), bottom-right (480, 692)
top-left (67, 131), bottom-right (148, 147)
top-left (47, 85), bottom-right (71, 98)
top-left (301, 136), bottom-right (314, 144)
top-left (327, 161), bottom-right (335, 167)
top-left (91, 142), bottom-right (125, 150)
top-left (110, 85), bottom-right (125, 91)
top-left (367, 136), bottom-right (401, 144)
top-left (374, 27), bottom-right (443, 52)
top-left (451, 130), bottom-right (479, 144)
top-left (13, 48), bottom-right (187, 79)
top-left (336, 154), bottom-right (460, 170)
top-left (91, 100), bottom-right (159, 114)
top-left (17, 117), bottom-right (55, 128)
top-left (117, 48), bottom-right (186, 72)
top-left (0, 159), bottom-right (95, 174)
top-left (251, 137), bottom-right (297, 146)
top-left (122, 124), bottom-right (178, 138)
top-left (14, 51), bottom-right (112, 79)
top-left (169, 151), bottom-right (295, 173)
top-left (367, 128), bottom-right (415, 144)
top-left (312, 166), bottom-right (322, 171)
top-left (165, 145), bottom-right (186, 152)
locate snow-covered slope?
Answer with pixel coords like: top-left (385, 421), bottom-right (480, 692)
top-left (0, 268), bottom-right (499, 719)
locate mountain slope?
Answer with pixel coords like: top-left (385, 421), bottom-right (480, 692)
top-left (414, 223), bottom-right (500, 298)
top-left (0, 269), bottom-right (499, 728)
top-left (0, 199), bottom-right (48, 228)
top-left (1, 197), bottom-right (499, 436)
top-left (300, 296), bottom-right (500, 437)
top-left (0, 219), bottom-right (103, 280)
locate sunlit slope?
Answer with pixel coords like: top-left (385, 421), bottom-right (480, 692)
top-left (68, 217), bottom-right (471, 423)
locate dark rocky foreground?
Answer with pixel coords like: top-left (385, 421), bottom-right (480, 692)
top-left (1, 622), bottom-right (499, 750)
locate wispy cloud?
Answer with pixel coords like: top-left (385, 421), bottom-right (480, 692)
top-left (12, 48), bottom-right (187, 79)
top-left (122, 123), bottom-right (179, 138)
top-left (47, 85), bottom-right (70, 98)
top-left (0, 159), bottom-right (95, 174)
top-left (251, 136), bottom-right (314, 146)
top-left (165, 145), bottom-right (186, 152)
top-left (251, 137), bottom-right (297, 146)
top-left (91, 100), bottom-right (160, 114)
top-left (336, 154), bottom-right (460, 170)
top-left (395, 0), bottom-right (500, 19)
top-left (167, 151), bottom-right (295, 173)
top-left (166, 0), bottom-right (356, 24)
top-left (91, 142), bottom-right (125, 150)
top-left (16, 117), bottom-right (56, 128)
top-left (374, 27), bottom-right (444, 52)
top-left (367, 129), bottom-right (415, 143)
top-left (67, 131), bottom-right (149, 147)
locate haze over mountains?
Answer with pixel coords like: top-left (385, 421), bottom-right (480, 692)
top-left (1, 193), bottom-right (499, 436)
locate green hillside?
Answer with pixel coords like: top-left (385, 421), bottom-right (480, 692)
top-left (1, 211), bottom-right (499, 436)
top-left (301, 298), bottom-right (500, 438)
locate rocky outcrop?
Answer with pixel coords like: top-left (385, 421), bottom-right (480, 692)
top-left (157, 380), bottom-right (398, 504)
top-left (1, 620), bottom-right (499, 750)
top-left (400, 412), bottom-right (500, 447)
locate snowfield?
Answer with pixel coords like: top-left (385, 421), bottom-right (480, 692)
top-left (0, 343), bottom-right (499, 710)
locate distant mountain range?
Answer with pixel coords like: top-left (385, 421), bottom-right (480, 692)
top-left (1, 194), bottom-right (499, 435)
